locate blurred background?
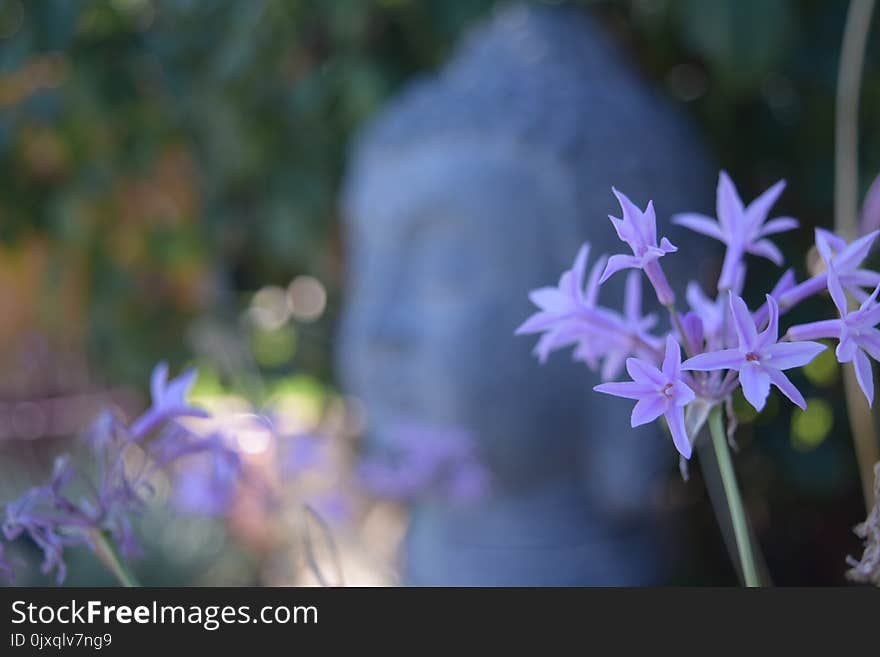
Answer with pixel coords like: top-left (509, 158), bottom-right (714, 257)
top-left (0, 0), bottom-right (877, 585)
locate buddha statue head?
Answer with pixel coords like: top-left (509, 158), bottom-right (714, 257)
top-left (337, 3), bottom-right (714, 584)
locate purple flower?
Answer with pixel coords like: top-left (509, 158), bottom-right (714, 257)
top-left (171, 441), bottom-right (242, 516)
top-left (130, 362), bottom-right (209, 440)
top-left (575, 271), bottom-right (661, 380)
top-left (686, 281), bottom-right (728, 348)
top-left (861, 172), bottom-right (880, 236)
top-left (673, 172), bottom-right (797, 291)
top-left (600, 188), bottom-right (677, 305)
top-left (0, 362), bottom-right (246, 583)
top-left (594, 335), bottom-right (696, 459)
top-left (358, 424), bottom-right (490, 504)
top-left (787, 262), bottom-right (880, 405)
top-left (516, 243), bottom-right (659, 376)
top-left (683, 294), bottom-right (825, 412)
top-left (307, 492), bottom-right (351, 526)
top-left (3, 458), bottom-right (86, 583)
top-left (0, 542), bottom-right (14, 581)
top-left (282, 433), bottom-right (326, 478)
top-left (516, 242), bottom-right (613, 363)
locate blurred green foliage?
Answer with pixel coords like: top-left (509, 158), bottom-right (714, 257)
top-left (0, 0), bottom-right (494, 382)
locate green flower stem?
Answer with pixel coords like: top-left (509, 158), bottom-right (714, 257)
top-left (708, 406), bottom-right (760, 587)
top-left (89, 529), bottom-right (140, 587)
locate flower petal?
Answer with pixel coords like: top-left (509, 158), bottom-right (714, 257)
top-left (785, 319), bottom-right (841, 342)
top-left (593, 381), bottom-right (656, 400)
top-left (515, 312), bottom-right (554, 335)
top-left (837, 335), bottom-right (858, 363)
top-left (767, 369), bottom-right (806, 409)
top-left (740, 365), bottom-right (771, 412)
top-left (625, 357), bottom-right (666, 385)
top-left (569, 243), bottom-right (591, 298)
top-left (672, 213), bottom-right (725, 241)
top-left (659, 236), bottom-right (678, 253)
top-left (826, 264), bottom-right (849, 318)
top-left (584, 254), bottom-right (607, 307)
top-left (759, 216), bottom-right (798, 237)
top-left (599, 254), bottom-right (641, 284)
top-left (856, 330), bottom-right (880, 361)
top-left (671, 379), bottom-right (696, 405)
top-left (757, 295), bottom-right (779, 348)
top-left (631, 395), bottom-right (667, 427)
top-left (682, 348), bottom-right (744, 371)
top-left (747, 239), bottom-right (784, 265)
top-left (763, 340), bottom-right (826, 370)
top-left (533, 286), bottom-right (576, 313)
top-left (717, 171), bottom-right (744, 234)
top-left (662, 335), bottom-right (682, 379)
top-left (151, 361), bottom-right (169, 404)
top-left (664, 406), bottom-right (692, 460)
top-left (853, 349), bottom-right (875, 407)
top-left (745, 179), bottom-right (785, 230)
top-left (729, 293), bottom-right (758, 350)
top-left (836, 230), bottom-right (880, 272)
top-left (624, 270), bottom-right (642, 321)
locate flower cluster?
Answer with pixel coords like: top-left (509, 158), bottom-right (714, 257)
top-left (519, 172), bottom-right (880, 460)
top-left (0, 363), bottom-right (242, 583)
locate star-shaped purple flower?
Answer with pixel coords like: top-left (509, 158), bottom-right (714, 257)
top-left (130, 362), bottom-right (209, 440)
top-left (682, 294), bottom-right (825, 412)
top-left (787, 261), bottom-right (880, 405)
top-left (600, 188), bottom-right (678, 306)
top-left (673, 171), bottom-right (797, 292)
top-left (517, 242), bottom-right (647, 370)
top-left (575, 270), bottom-right (661, 380)
top-left (594, 335), bottom-right (696, 459)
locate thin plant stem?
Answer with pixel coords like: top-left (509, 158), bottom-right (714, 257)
top-left (835, 0), bottom-right (878, 511)
top-left (835, 0), bottom-right (875, 240)
top-left (89, 529), bottom-right (140, 587)
top-left (708, 405), bottom-right (760, 587)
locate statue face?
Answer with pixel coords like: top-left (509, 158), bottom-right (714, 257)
top-left (337, 151), bottom-right (591, 483)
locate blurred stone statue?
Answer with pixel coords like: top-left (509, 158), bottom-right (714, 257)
top-left (338, 3), bottom-right (714, 585)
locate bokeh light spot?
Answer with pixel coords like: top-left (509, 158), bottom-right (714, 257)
top-left (251, 327), bottom-right (297, 368)
top-left (288, 275), bottom-right (326, 323)
top-left (791, 398), bottom-right (833, 452)
top-left (249, 285), bottom-right (291, 331)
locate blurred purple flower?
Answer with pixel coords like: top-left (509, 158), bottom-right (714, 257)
top-left (3, 457), bottom-right (88, 583)
top-left (576, 271), bottom-right (661, 380)
top-left (600, 188), bottom-right (677, 305)
top-left (683, 295), bottom-right (824, 412)
top-left (516, 242), bottom-right (614, 363)
top-left (861, 172), bottom-right (880, 237)
top-left (517, 243), bottom-right (662, 378)
top-left (686, 281), bottom-right (728, 348)
top-left (0, 542), bottom-right (13, 581)
top-left (787, 261), bottom-right (880, 405)
top-left (307, 491), bottom-right (351, 526)
top-left (282, 433), bottom-right (326, 478)
top-left (171, 441), bottom-right (242, 516)
top-left (673, 172), bottom-right (796, 291)
top-left (359, 424), bottom-right (489, 504)
top-left (130, 362), bottom-right (208, 440)
top-left (594, 335), bottom-right (695, 459)
top-left (0, 363), bottom-right (246, 583)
